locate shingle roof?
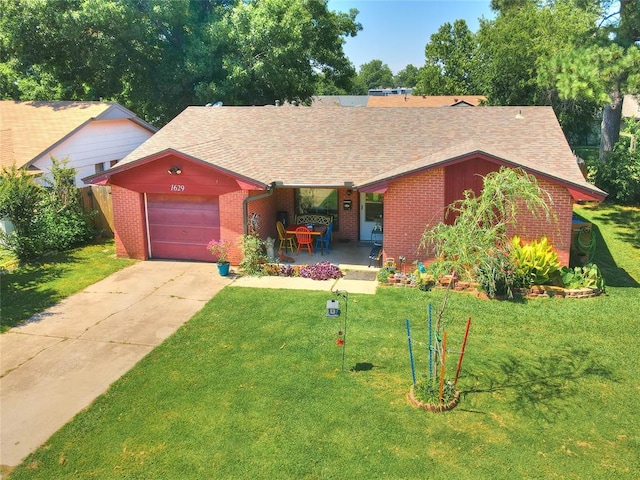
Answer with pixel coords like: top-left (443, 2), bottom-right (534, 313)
top-left (0, 101), bottom-right (155, 170)
top-left (117, 105), bottom-right (604, 198)
top-left (366, 95), bottom-right (486, 108)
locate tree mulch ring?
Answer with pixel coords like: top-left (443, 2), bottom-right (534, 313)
top-left (406, 385), bottom-right (461, 413)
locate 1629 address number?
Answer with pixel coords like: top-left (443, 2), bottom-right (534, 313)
top-left (170, 184), bottom-right (185, 192)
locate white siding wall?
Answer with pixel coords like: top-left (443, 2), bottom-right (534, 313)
top-left (33, 119), bottom-right (153, 186)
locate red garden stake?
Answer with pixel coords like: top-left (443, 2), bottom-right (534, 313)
top-left (454, 317), bottom-right (472, 387)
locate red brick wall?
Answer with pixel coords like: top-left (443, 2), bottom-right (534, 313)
top-left (383, 169), bottom-right (446, 265)
top-left (112, 185), bottom-right (147, 260)
top-left (384, 170), bottom-right (574, 267)
top-left (505, 179), bottom-right (573, 266)
top-left (337, 189), bottom-right (358, 241)
top-left (219, 190), bottom-right (247, 265)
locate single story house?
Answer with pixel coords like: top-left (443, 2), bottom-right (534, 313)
top-left (0, 101), bottom-right (157, 186)
top-left (88, 106), bottom-right (606, 265)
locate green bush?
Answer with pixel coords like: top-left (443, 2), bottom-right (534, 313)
top-left (560, 263), bottom-right (605, 291)
top-left (0, 159), bottom-right (94, 260)
top-left (239, 233), bottom-right (267, 275)
top-left (475, 247), bottom-right (519, 298)
top-left (510, 236), bottom-right (560, 286)
top-left (589, 120), bottom-right (640, 204)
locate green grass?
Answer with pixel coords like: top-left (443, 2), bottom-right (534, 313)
top-left (0, 240), bottom-right (134, 332)
top-left (6, 204), bottom-right (640, 479)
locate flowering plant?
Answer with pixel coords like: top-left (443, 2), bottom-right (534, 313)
top-left (207, 238), bottom-right (231, 264)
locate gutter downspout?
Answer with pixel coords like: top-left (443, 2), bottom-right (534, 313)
top-left (243, 182), bottom-right (276, 235)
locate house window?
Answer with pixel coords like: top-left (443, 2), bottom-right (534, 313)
top-left (295, 188), bottom-right (339, 230)
top-left (109, 160), bottom-right (118, 168)
top-left (364, 193), bottom-right (384, 222)
top-left (94, 162), bottom-right (105, 174)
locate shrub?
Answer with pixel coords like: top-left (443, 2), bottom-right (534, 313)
top-left (590, 119), bottom-right (640, 204)
top-left (475, 247), bottom-right (519, 298)
top-left (510, 236), bottom-right (560, 287)
top-left (239, 233), bottom-right (267, 275)
top-left (560, 263), bottom-right (605, 291)
top-left (0, 159), bottom-right (93, 259)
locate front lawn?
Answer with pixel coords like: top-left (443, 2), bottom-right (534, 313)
top-left (7, 203), bottom-right (640, 479)
top-left (0, 240), bottom-right (134, 332)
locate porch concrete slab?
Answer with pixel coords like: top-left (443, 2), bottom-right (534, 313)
top-left (0, 333), bottom-right (64, 377)
top-left (0, 339), bottom-right (153, 467)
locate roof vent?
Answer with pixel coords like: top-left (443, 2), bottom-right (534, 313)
top-left (515, 109), bottom-right (525, 120)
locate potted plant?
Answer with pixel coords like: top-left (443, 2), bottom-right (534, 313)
top-left (207, 238), bottom-right (231, 276)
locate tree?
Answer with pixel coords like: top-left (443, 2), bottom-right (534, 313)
top-left (0, 0), bottom-right (361, 125)
top-left (394, 64), bottom-right (420, 88)
top-left (477, 0), bottom-right (601, 143)
top-left (352, 59), bottom-right (394, 94)
top-left (551, 0), bottom-right (640, 160)
top-left (415, 20), bottom-right (480, 95)
top-left (209, 0), bottom-right (360, 106)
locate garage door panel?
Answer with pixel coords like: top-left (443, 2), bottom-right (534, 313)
top-left (147, 209), bottom-right (217, 226)
top-left (148, 225), bottom-right (219, 243)
top-left (146, 194), bottom-right (220, 262)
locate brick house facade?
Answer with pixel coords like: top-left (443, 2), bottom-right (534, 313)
top-left (89, 106), bottom-right (606, 267)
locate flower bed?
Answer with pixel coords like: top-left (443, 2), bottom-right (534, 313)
top-left (259, 261), bottom-right (343, 281)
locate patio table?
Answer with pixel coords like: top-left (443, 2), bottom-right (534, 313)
top-left (285, 224), bottom-right (328, 255)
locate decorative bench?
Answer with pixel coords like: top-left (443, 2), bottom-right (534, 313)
top-left (295, 214), bottom-right (333, 226)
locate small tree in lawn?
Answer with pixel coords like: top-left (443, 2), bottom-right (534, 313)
top-left (421, 167), bottom-right (554, 288)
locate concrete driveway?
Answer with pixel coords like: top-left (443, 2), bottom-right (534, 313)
top-left (0, 260), bottom-right (230, 468)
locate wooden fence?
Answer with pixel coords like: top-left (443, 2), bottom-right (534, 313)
top-left (80, 186), bottom-right (114, 236)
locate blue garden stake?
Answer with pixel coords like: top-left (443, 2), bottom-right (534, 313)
top-left (428, 303), bottom-right (433, 380)
top-left (406, 319), bottom-right (417, 386)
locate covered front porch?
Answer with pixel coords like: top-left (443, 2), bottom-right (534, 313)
top-left (273, 239), bottom-right (378, 271)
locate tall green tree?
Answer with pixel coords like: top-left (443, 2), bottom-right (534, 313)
top-left (415, 19), bottom-right (480, 95)
top-left (477, 0), bottom-right (601, 144)
top-left (0, 0), bottom-right (360, 125)
top-left (394, 64), bottom-right (420, 88)
top-left (209, 0), bottom-right (360, 106)
top-left (352, 59), bottom-right (394, 94)
top-left (550, 0), bottom-right (640, 160)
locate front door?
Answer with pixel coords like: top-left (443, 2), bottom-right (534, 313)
top-left (359, 193), bottom-right (384, 241)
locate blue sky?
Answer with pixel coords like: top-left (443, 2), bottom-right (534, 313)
top-left (327, 0), bottom-right (495, 74)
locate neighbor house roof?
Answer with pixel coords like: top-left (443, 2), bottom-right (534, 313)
top-left (0, 101), bottom-right (156, 170)
top-left (366, 95), bottom-right (486, 108)
top-left (102, 105), bottom-right (605, 200)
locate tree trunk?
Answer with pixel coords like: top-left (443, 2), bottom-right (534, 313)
top-left (599, 89), bottom-right (623, 162)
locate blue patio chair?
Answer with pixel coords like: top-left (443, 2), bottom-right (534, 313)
top-left (315, 222), bottom-right (333, 255)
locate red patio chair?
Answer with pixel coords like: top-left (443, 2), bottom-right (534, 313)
top-left (295, 226), bottom-right (314, 256)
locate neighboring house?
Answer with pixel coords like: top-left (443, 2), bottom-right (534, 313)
top-left (367, 95), bottom-right (486, 107)
top-left (0, 101), bottom-right (157, 186)
top-left (88, 106), bottom-right (606, 265)
top-left (368, 87), bottom-right (414, 96)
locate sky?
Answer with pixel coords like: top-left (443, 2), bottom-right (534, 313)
top-left (327, 0), bottom-right (496, 74)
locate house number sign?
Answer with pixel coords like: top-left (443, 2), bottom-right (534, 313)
top-left (170, 184), bottom-right (185, 192)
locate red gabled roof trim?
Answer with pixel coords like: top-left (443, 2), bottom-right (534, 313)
top-left (83, 148), bottom-right (269, 190)
top-left (356, 151), bottom-right (607, 201)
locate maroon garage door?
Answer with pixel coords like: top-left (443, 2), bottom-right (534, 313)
top-left (146, 194), bottom-right (220, 262)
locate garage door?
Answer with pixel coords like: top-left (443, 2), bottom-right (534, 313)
top-left (146, 194), bottom-right (220, 262)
